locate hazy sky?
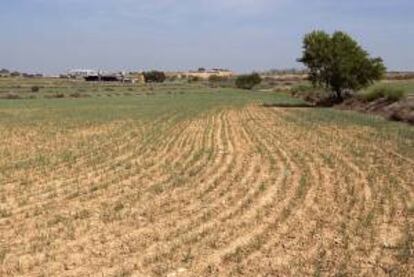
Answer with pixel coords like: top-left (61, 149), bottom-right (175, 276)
top-left (1, 0), bottom-right (413, 74)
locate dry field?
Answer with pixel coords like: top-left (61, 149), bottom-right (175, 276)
top-left (0, 83), bottom-right (413, 276)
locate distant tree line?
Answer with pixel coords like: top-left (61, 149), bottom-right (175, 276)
top-left (0, 68), bottom-right (10, 75)
top-left (0, 69), bottom-right (43, 78)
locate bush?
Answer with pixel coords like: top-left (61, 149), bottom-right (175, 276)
top-left (143, 71), bottom-right (166, 83)
top-left (69, 92), bottom-right (90, 98)
top-left (290, 84), bottom-right (340, 106)
top-left (208, 75), bottom-right (228, 82)
top-left (167, 75), bottom-right (178, 82)
top-left (10, 71), bottom-right (21, 77)
top-left (31, 86), bottom-right (40, 92)
top-left (46, 93), bottom-right (65, 99)
top-left (70, 92), bottom-right (81, 98)
top-left (359, 87), bottom-right (405, 103)
top-left (1, 92), bottom-right (21, 99)
top-left (235, 73), bottom-right (262, 90)
top-left (208, 75), bottom-right (234, 88)
top-left (187, 76), bottom-right (201, 83)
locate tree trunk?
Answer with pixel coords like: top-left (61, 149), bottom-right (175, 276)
top-left (333, 88), bottom-right (343, 104)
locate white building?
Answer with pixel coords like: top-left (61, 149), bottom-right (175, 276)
top-left (68, 69), bottom-right (98, 78)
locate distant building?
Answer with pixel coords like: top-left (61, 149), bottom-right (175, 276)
top-left (84, 71), bottom-right (129, 82)
top-left (68, 69), bottom-right (98, 79)
top-left (180, 68), bottom-right (235, 80)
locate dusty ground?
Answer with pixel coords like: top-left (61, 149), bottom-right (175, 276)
top-left (0, 105), bottom-right (413, 276)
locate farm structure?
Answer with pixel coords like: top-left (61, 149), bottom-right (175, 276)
top-left (176, 68), bottom-right (235, 80)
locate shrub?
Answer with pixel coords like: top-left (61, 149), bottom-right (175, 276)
top-left (209, 75), bottom-right (228, 82)
top-left (1, 92), bottom-right (21, 99)
top-left (359, 87), bottom-right (405, 103)
top-left (10, 71), bottom-right (21, 77)
top-left (46, 93), bottom-right (65, 99)
top-left (188, 76), bottom-right (201, 83)
top-left (235, 73), bottom-right (262, 90)
top-left (31, 86), bottom-right (40, 92)
top-left (290, 84), bottom-right (341, 106)
top-left (208, 75), bottom-right (234, 88)
top-left (167, 75), bottom-right (178, 82)
top-left (143, 71), bottom-right (166, 83)
top-left (69, 92), bottom-right (84, 98)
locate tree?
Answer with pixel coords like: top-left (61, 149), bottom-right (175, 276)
top-left (143, 71), bottom-right (166, 83)
top-left (298, 31), bottom-right (386, 101)
top-left (10, 71), bottom-right (21, 77)
top-left (235, 73), bottom-right (262, 90)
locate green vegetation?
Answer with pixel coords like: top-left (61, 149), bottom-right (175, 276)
top-left (31, 86), bottom-right (40, 93)
top-left (143, 71), bottom-right (166, 83)
top-left (236, 73), bottom-right (262, 90)
top-left (207, 75), bottom-right (236, 89)
top-left (187, 76), bottom-right (202, 83)
top-left (290, 83), bottom-right (314, 94)
top-left (0, 78), bottom-right (303, 125)
top-left (208, 75), bottom-right (228, 82)
top-left (366, 80), bottom-right (414, 96)
top-left (359, 86), bottom-right (406, 102)
top-left (298, 30), bottom-right (386, 100)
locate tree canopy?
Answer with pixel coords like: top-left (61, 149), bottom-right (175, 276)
top-left (298, 31), bottom-right (386, 100)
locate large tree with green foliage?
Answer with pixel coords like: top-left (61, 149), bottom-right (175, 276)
top-left (298, 31), bottom-right (386, 100)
